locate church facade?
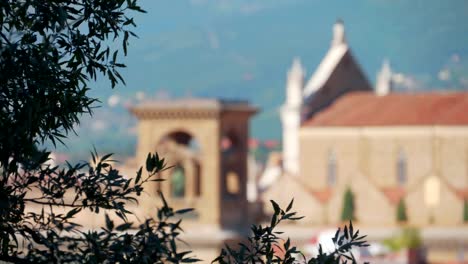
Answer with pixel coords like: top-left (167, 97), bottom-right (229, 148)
top-left (280, 20), bottom-right (373, 176)
top-left (267, 21), bottom-right (468, 227)
top-left (299, 94), bottom-right (468, 226)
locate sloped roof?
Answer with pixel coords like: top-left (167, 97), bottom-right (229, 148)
top-left (454, 188), bottom-right (468, 200)
top-left (303, 44), bottom-right (349, 97)
top-left (381, 187), bottom-right (406, 205)
top-left (290, 176), bottom-right (334, 204)
top-left (303, 91), bottom-right (468, 126)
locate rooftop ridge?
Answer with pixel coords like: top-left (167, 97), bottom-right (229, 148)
top-left (303, 91), bottom-right (468, 126)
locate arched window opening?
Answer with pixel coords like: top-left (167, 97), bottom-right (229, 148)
top-left (226, 171), bottom-right (240, 195)
top-left (168, 131), bottom-right (191, 145)
top-left (397, 150), bottom-right (407, 186)
top-left (158, 130), bottom-right (202, 199)
top-left (327, 150), bottom-right (337, 187)
top-left (171, 165), bottom-right (186, 198)
top-left (160, 131), bottom-right (201, 154)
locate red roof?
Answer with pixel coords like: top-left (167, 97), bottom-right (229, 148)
top-left (311, 188), bottom-right (333, 204)
top-left (381, 187), bottom-right (406, 205)
top-left (289, 176), bottom-right (333, 204)
top-left (303, 91), bottom-right (468, 126)
top-left (454, 188), bottom-right (468, 200)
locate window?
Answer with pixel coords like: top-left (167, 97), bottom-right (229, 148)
top-left (158, 130), bottom-right (202, 199)
top-left (424, 175), bottom-right (440, 208)
top-left (226, 171), bottom-right (240, 195)
top-left (171, 165), bottom-right (185, 198)
top-left (397, 150), bottom-right (407, 186)
top-left (327, 150), bottom-right (337, 186)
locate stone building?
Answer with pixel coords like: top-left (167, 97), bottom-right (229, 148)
top-left (298, 92), bottom-right (468, 226)
top-left (280, 20), bottom-right (372, 175)
top-left (129, 98), bottom-right (257, 230)
top-left (266, 20), bottom-right (468, 227)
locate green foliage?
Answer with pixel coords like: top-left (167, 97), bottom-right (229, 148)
top-left (0, 1), bottom-right (195, 262)
top-left (464, 199), bottom-right (468, 223)
top-left (1, 148), bottom-right (202, 263)
top-left (0, 0), bottom-right (143, 167)
top-left (396, 198), bottom-right (408, 223)
top-left (383, 228), bottom-right (422, 251)
top-left (341, 187), bottom-right (355, 222)
top-left (0, 0), bottom-right (369, 262)
top-left (309, 222), bottom-right (369, 264)
top-left (213, 200), bottom-right (369, 264)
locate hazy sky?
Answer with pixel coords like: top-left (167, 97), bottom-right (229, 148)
top-left (56, 0), bottom-right (468, 159)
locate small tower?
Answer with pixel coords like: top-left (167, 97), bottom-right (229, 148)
top-left (130, 99), bottom-right (257, 230)
top-left (281, 58), bottom-right (305, 176)
top-left (376, 59), bottom-right (393, 96)
top-left (331, 19), bottom-right (346, 47)
top-left (286, 57), bottom-right (305, 107)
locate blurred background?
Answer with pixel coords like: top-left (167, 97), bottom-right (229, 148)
top-left (51, 0), bottom-right (468, 162)
top-left (48, 1), bottom-right (468, 263)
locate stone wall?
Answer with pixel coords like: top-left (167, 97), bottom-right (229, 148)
top-left (298, 126), bottom-right (468, 226)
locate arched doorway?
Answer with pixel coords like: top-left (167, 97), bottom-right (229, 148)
top-left (157, 130), bottom-right (202, 200)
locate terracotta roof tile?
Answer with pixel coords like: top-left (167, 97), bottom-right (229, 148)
top-left (381, 187), bottom-right (406, 205)
top-left (290, 176), bottom-right (333, 204)
top-left (303, 91), bottom-right (468, 126)
top-left (454, 188), bottom-right (468, 200)
top-left (311, 188), bottom-right (334, 204)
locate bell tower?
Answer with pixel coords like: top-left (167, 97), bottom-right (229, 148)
top-left (130, 99), bottom-right (257, 230)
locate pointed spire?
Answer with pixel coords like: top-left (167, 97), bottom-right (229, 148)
top-left (381, 59), bottom-right (391, 75)
top-left (376, 59), bottom-right (393, 96)
top-left (286, 57), bottom-right (304, 107)
top-left (288, 57), bottom-right (305, 78)
top-left (282, 58), bottom-right (304, 176)
top-left (331, 19), bottom-right (346, 47)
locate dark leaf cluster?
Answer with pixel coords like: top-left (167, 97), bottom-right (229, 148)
top-left (212, 201), bottom-right (369, 264)
top-left (1, 149), bottom-right (201, 263)
top-left (309, 222), bottom-right (369, 264)
top-left (0, 0), bottom-right (142, 169)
